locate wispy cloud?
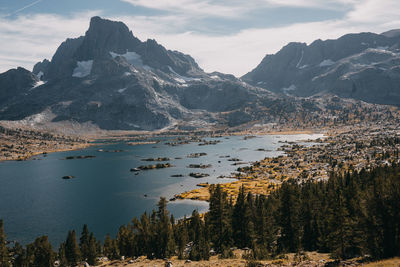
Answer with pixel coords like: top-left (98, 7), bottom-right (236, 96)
top-left (261, 0), bottom-right (354, 9)
top-left (0, 11), bottom-right (98, 72)
top-left (121, 0), bottom-right (351, 18)
top-left (120, 0), bottom-right (249, 18)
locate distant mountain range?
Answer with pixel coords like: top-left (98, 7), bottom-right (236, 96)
top-left (243, 29), bottom-right (400, 105)
top-left (1, 16), bottom-right (399, 131)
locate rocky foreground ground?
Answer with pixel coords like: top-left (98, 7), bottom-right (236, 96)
top-left (96, 250), bottom-right (400, 266)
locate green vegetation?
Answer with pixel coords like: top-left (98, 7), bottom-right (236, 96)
top-left (1, 163), bottom-right (400, 266)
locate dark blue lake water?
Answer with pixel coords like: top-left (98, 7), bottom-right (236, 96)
top-left (0, 134), bottom-right (321, 246)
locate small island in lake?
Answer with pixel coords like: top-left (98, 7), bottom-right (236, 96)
top-left (187, 164), bottom-right (212, 169)
top-left (141, 157), bottom-right (170, 161)
top-left (136, 163), bottom-right (172, 170)
top-left (65, 155), bottom-right (96, 160)
top-left (62, 175), bottom-right (75, 179)
top-left (187, 152), bottom-right (207, 158)
top-left (189, 172), bottom-right (210, 178)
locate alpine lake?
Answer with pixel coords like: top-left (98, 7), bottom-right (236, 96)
top-left (0, 133), bottom-right (323, 246)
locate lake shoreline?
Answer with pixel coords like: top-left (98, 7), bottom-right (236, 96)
top-left (0, 129), bottom-right (324, 246)
top-left (0, 124), bottom-right (321, 162)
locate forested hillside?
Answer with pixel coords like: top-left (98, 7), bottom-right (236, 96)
top-left (1, 163), bottom-right (399, 266)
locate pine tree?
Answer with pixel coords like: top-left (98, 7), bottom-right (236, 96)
top-left (155, 197), bottom-right (175, 258)
top-left (29, 236), bottom-right (54, 267)
top-left (278, 182), bottom-right (302, 253)
top-left (327, 190), bottom-right (355, 259)
top-left (64, 230), bottom-right (81, 265)
top-left (132, 213), bottom-right (152, 258)
top-left (103, 233), bottom-right (119, 260)
top-left (176, 218), bottom-right (189, 259)
top-left (87, 233), bottom-right (98, 265)
top-left (79, 224), bottom-right (90, 261)
top-left (58, 242), bottom-right (68, 267)
top-left (207, 184), bottom-right (232, 252)
top-left (232, 186), bottom-right (255, 248)
top-left (189, 210), bottom-right (209, 261)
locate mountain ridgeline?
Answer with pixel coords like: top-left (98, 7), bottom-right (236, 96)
top-left (243, 30), bottom-right (400, 105)
top-left (1, 16), bottom-right (400, 130)
top-left (0, 16), bottom-right (281, 131)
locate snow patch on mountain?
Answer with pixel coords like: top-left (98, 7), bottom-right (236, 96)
top-left (72, 60), bottom-right (93, 78)
top-left (110, 51), bottom-right (151, 70)
top-left (30, 80), bottom-right (47, 90)
top-left (167, 66), bottom-right (199, 84)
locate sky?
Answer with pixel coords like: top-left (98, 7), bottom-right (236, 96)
top-left (0, 0), bottom-right (400, 76)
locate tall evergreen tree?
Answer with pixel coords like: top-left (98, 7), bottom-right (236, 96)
top-left (86, 233), bottom-right (98, 265)
top-left (155, 197), bottom-right (175, 258)
top-left (28, 236), bottom-right (54, 267)
top-left (79, 224), bottom-right (90, 261)
top-left (232, 186), bottom-right (255, 248)
top-left (64, 230), bottom-right (81, 265)
top-left (278, 182), bottom-right (302, 253)
top-left (116, 225), bottom-right (134, 257)
top-left (58, 242), bottom-right (68, 267)
top-left (189, 210), bottom-right (209, 261)
top-left (176, 218), bottom-right (189, 259)
top-left (103, 234), bottom-right (119, 260)
top-left (207, 184), bottom-right (232, 252)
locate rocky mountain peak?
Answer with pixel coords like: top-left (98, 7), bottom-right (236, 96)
top-left (243, 30), bottom-right (400, 105)
top-left (75, 16), bottom-right (141, 60)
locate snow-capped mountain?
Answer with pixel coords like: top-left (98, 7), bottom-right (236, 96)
top-left (1, 17), bottom-right (399, 131)
top-left (0, 17), bottom-right (281, 130)
top-left (243, 31), bottom-right (400, 105)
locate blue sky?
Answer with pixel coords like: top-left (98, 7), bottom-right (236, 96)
top-left (1, 0), bottom-right (400, 76)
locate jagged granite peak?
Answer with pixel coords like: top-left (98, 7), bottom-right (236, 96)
top-left (0, 16), bottom-right (280, 130)
top-left (37, 16), bottom-right (202, 81)
top-left (74, 16), bottom-right (141, 60)
top-left (243, 30), bottom-right (400, 105)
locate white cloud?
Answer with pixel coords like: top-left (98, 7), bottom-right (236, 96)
top-left (117, 0), bottom-right (400, 76)
top-left (120, 0), bottom-right (251, 18)
top-left (0, 0), bottom-right (399, 76)
top-left (0, 11), bottom-right (98, 72)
